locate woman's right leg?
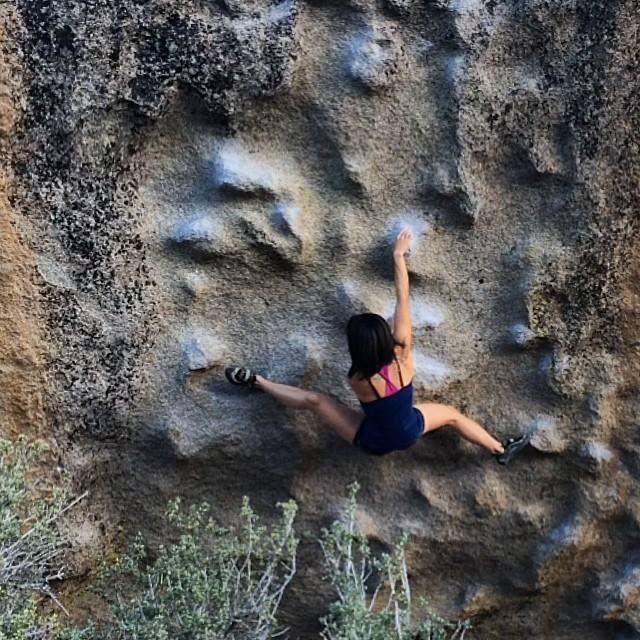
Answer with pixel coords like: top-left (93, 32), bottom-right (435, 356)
top-left (255, 375), bottom-right (363, 444)
top-left (416, 402), bottom-right (504, 454)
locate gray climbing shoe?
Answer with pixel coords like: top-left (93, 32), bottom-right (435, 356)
top-left (225, 366), bottom-right (257, 388)
top-left (496, 432), bottom-right (531, 465)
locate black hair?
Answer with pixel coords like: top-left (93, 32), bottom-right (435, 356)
top-left (346, 313), bottom-right (395, 379)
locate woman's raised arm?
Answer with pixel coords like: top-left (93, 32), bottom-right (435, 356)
top-left (392, 229), bottom-right (412, 350)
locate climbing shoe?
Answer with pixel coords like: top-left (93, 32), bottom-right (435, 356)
top-left (225, 366), bottom-right (257, 388)
top-left (496, 432), bottom-right (531, 465)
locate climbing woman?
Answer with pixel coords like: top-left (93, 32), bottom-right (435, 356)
top-left (226, 229), bottom-right (530, 464)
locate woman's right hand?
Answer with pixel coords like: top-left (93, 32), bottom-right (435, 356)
top-left (393, 228), bottom-right (413, 257)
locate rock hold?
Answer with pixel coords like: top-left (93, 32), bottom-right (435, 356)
top-left (413, 38), bottom-right (436, 60)
top-left (347, 24), bottom-right (405, 92)
top-left (536, 513), bottom-right (592, 570)
top-left (529, 415), bottom-right (566, 453)
top-left (386, 211), bottom-right (430, 251)
top-left (222, 1), bottom-right (297, 25)
top-left (446, 54), bottom-right (465, 90)
top-left (577, 441), bottom-right (614, 474)
top-left (414, 477), bottom-right (463, 517)
top-left (341, 155), bottom-right (371, 195)
top-left (474, 470), bottom-right (509, 515)
top-left (182, 331), bottom-right (227, 373)
top-left (220, 0), bottom-right (285, 16)
top-left (508, 322), bottom-right (538, 349)
top-left (402, 299), bottom-right (446, 330)
top-left (171, 216), bottom-right (220, 257)
top-left (383, 0), bottom-right (418, 17)
top-left (264, 332), bottom-right (326, 384)
top-left (271, 201), bottom-right (303, 240)
top-left (242, 206), bottom-right (307, 265)
top-left (459, 585), bottom-right (501, 617)
top-left (529, 124), bottom-right (574, 177)
top-left (181, 272), bottom-right (209, 299)
top-left (421, 161), bottom-right (462, 197)
top-left (37, 256), bottom-right (76, 290)
top-left (593, 556), bottom-right (640, 632)
top-left (337, 279), bottom-right (445, 329)
top-left (354, 506), bottom-right (384, 540)
top-left (420, 160), bottom-right (473, 223)
top-left (548, 516), bottom-right (586, 549)
top-left (213, 142), bottom-right (278, 196)
top-left (161, 398), bottom-right (254, 460)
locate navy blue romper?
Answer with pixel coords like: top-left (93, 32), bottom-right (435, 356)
top-left (353, 357), bottom-right (425, 456)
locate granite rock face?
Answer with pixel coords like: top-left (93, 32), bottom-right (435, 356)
top-left (2, 0), bottom-right (640, 638)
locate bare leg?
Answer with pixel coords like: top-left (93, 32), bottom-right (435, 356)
top-left (255, 375), bottom-right (363, 444)
top-left (416, 403), bottom-right (504, 454)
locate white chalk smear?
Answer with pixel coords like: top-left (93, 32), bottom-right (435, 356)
top-left (386, 210), bottom-right (430, 251)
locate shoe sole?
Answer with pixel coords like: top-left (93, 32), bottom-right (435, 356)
top-left (497, 433), bottom-right (531, 465)
top-left (225, 367), bottom-right (256, 388)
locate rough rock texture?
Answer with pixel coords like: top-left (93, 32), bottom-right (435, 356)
top-left (0, 4), bottom-right (50, 439)
top-left (3, 0), bottom-right (640, 638)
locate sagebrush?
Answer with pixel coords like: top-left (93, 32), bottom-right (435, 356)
top-left (94, 497), bottom-right (298, 640)
top-left (319, 483), bottom-right (470, 640)
top-left (0, 437), bottom-right (470, 639)
top-left (0, 437), bottom-right (85, 640)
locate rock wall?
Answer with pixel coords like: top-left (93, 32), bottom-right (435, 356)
top-left (3, 0), bottom-right (640, 637)
top-left (0, 4), bottom-right (50, 440)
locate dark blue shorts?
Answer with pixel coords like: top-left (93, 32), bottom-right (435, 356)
top-left (354, 408), bottom-right (425, 456)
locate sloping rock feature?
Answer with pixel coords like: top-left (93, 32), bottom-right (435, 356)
top-left (2, 0), bottom-right (640, 638)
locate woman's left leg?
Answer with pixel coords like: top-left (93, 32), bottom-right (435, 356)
top-left (416, 402), bottom-right (504, 454)
top-left (255, 375), bottom-right (363, 444)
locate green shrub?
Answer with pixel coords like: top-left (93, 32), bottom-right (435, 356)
top-left (94, 497), bottom-right (298, 640)
top-left (0, 436), bottom-right (470, 640)
top-left (318, 483), bottom-right (470, 640)
top-left (0, 436), bottom-right (86, 640)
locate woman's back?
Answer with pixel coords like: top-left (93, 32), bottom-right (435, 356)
top-left (349, 348), bottom-right (414, 404)
top-left (350, 352), bottom-right (423, 455)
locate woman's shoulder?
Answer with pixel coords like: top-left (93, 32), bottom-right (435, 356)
top-left (348, 371), bottom-right (377, 403)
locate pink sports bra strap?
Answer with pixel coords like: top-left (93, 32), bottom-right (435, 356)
top-left (379, 365), bottom-right (398, 395)
top-left (367, 355), bottom-right (405, 400)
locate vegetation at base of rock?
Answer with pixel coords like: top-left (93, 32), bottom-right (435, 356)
top-left (93, 497), bottom-right (298, 640)
top-left (319, 483), bottom-right (470, 640)
top-left (0, 437), bottom-right (84, 640)
top-left (0, 437), bottom-right (469, 639)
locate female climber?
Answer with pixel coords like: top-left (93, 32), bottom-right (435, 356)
top-left (225, 229), bottom-right (530, 464)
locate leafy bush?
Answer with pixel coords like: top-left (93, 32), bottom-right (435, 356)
top-left (0, 436), bottom-right (470, 640)
top-left (0, 436), bottom-right (86, 640)
top-left (94, 497), bottom-right (298, 640)
top-left (319, 483), bottom-right (470, 640)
